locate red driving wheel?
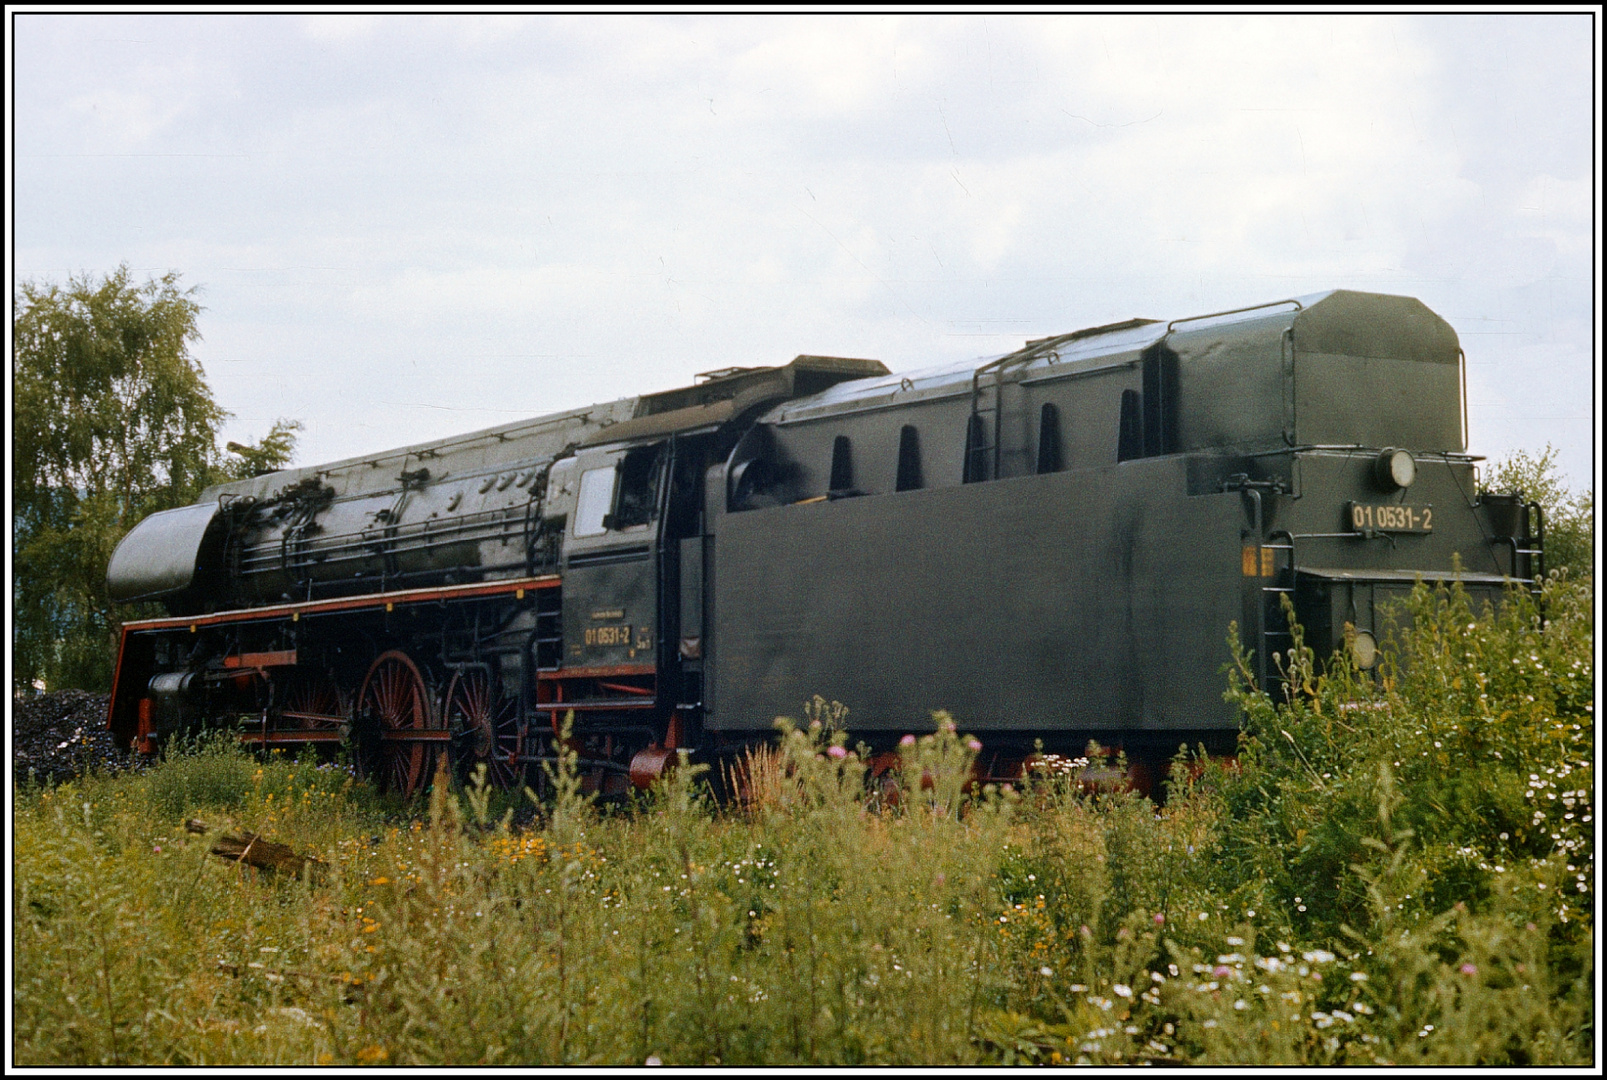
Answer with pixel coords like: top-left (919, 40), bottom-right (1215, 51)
top-left (359, 650), bottom-right (441, 798)
top-left (444, 668), bottom-right (522, 789)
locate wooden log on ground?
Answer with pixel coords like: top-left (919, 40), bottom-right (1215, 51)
top-left (185, 818), bottom-right (328, 881)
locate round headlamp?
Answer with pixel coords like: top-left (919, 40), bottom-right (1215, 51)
top-left (1350, 629), bottom-right (1378, 671)
top-left (1374, 448), bottom-right (1416, 491)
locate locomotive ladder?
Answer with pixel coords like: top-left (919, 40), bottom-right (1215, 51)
top-left (967, 352), bottom-right (1037, 481)
top-left (1258, 531), bottom-right (1297, 693)
top-left (967, 319), bottom-right (1165, 482)
top-left (533, 586), bottom-right (564, 671)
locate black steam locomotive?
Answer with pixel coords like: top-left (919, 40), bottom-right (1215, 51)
top-left (106, 290), bottom-right (1541, 796)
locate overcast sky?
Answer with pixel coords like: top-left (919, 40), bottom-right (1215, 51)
top-left (11, 12), bottom-right (1599, 488)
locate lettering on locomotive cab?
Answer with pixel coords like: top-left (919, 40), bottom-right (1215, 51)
top-left (1348, 502), bottom-right (1433, 534)
top-left (584, 624), bottom-right (633, 647)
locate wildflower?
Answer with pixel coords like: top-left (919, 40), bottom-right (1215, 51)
top-left (827, 745), bottom-right (847, 760)
top-left (645, 1055), bottom-right (662, 1066)
top-left (900, 734), bottom-right (916, 747)
top-left (1113, 984), bottom-right (1132, 998)
top-left (967, 739), bottom-right (983, 752)
top-left (1154, 913), bottom-right (1165, 925)
top-left (1040, 966), bottom-right (1054, 977)
top-left (1459, 963), bottom-right (1477, 976)
top-left (1213, 965), bottom-right (1232, 979)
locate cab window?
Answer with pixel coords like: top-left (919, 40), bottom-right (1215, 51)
top-left (612, 444), bottom-right (665, 530)
top-left (574, 467), bottom-right (616, 537)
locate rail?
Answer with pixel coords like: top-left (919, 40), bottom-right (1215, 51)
top-left (1165, 297), bottom-right (1303, 335)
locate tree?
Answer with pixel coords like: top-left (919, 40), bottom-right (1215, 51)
top-left (1481, 445), bottom-right (1595, 580)
top-left (13, 265), bottom-right (300, 693)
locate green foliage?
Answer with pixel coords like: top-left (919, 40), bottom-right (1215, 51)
top-left (1481, 444), bottom-right (1594, 578)
top-left (1210, 577), bottom-right (1593, 947)
top-left (12, 579), bottom-right (1593, 1064)
top-left (12, 265), bottom-right (301, 692)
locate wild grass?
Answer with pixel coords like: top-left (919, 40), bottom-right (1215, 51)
top-left (12, 575), bottom-right (1592, 1065)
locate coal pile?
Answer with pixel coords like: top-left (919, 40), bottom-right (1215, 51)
top-left (12, 690), bottom-right (147, 788)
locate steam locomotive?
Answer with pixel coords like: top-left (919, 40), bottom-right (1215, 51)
top-left (106, 290), bottom-right (1541, 796)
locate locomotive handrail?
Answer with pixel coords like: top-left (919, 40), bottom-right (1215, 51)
top-left (1165, 297), bottom-right (1303, 335)
top-left (236, 502), bottom-right (524, 563)
top-left (1281, 327), bottom-right (1297, 446)
top-left (1458, 349), bottom-right (1469, 453)
top-left (1527, 500), bottom-right (1544, 585)
top-left (235, 503), bottom-right (527, 575)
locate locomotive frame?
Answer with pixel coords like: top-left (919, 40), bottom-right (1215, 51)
top-left (106, 290), bottom-right (1542, 796)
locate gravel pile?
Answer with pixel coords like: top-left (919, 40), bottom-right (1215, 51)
top-left (12, 690), bottom-right (148, 788)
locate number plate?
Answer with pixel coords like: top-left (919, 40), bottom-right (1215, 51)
top-left (1348, 502), bottom-right (1433, 533)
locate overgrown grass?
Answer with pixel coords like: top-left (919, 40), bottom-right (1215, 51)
top-left (13, 576), bottom-right (1593, 1065)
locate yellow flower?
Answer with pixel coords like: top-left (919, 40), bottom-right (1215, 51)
top-left (356, 1045), bottom-right (389, 1063)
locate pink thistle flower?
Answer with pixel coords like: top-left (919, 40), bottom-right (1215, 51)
top-left (827, 745), bottom-right (847, 759)
top-left (899, 734), bottom-right (916, 748)
top-left (1460, 963), bottom-right (1477, 976)
top-left (1154, 913), bottom-right (1165, 925)
top-left (966, 739), bottom-right (983, 752)
top-left (1213, 965), bottom-right (1232, 978)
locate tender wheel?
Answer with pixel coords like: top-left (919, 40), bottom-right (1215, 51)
top-left (444, 668), bottom-right (522, 789)
top-left (358, 650), bottom-right (443, 799)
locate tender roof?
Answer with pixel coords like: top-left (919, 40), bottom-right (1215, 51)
top-left (765, 292), bottom-right (1343, 426)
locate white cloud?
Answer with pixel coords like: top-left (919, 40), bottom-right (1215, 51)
top-left (13, 13), bottom-right (1595, 485)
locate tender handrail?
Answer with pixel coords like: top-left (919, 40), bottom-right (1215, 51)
top-left (1166, 297), bottom-right (1303, 335)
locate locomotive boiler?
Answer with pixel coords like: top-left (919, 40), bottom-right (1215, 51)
top-left (105, 290), bottom-right (1542, 796)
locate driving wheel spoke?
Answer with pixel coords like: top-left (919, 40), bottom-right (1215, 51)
top-left (445, 668), bottom-right (522, 789)
top-left (359, 650), bottom-right (442, 799)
